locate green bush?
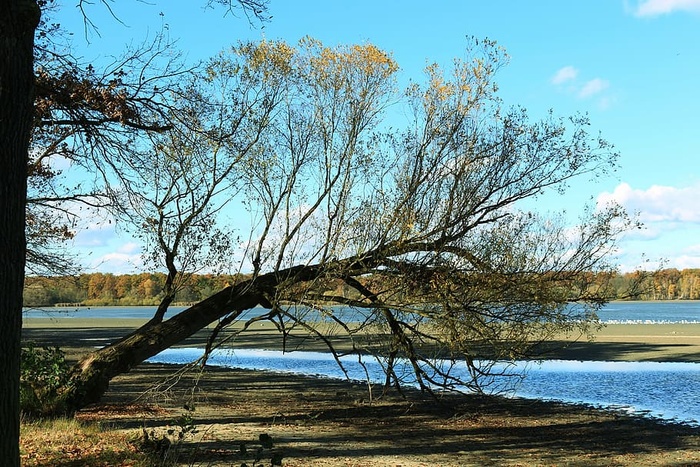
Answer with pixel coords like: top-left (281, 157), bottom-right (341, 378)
top-left (20, 344), bottom-right (72, 417)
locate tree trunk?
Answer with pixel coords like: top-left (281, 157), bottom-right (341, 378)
top-left (64, 274), bottom-right (276, 410)
top-left (0, 1), bottom-right (40, 465)
top-left (63, 260), bottom-right (345, 410)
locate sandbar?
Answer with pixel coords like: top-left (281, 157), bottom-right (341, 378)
top-left (21, 317), bottom-right (700, 362)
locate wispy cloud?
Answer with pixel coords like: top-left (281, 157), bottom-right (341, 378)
top-left (551, 66), bottom-right (578, 85)
top-left (96, 252), bottom-right (141, 269)
top-left (117, 242), bottom-right (140, 254)
top-left (551, 66), bottom-right (612, 108)
top-left (71, 221), bottom-right (144, 273)
top-left (72, 221), bottom-right (118, 248)
top-left (673, 251), bottom-right (700, 269)
top-left (633, 0), bottom-right (700, 17)
top-left (578, 78), bottom-right (610, 98)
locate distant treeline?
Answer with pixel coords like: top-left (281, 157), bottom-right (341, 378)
top-left (22, 268), bottom-right (700, 308)
top-left (632, 268), bottom-right (700, 300)
top-left (23, 272), bottom-right (247, 307)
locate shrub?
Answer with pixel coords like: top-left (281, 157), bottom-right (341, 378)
top-left (20, 344), bottom-right (72, 417)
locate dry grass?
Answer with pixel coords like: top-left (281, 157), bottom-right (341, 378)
top-left (20, 417), bottom-right (154, 467)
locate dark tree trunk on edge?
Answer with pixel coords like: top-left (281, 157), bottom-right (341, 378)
top-left (0, 1), bottom-right (40, 465)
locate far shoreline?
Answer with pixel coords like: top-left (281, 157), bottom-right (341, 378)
top-left (21, 317), bottom-right (700, 363)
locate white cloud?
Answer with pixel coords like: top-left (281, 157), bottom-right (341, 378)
top-left (551, 66), bottom-right (578, 85)
top-left (613, 239), bottom-right (700, 272)
top-left (70, 221), bottom-right (145, 273)
top-left (673, 252), bottom-right (700, 269)
top-left (596, 95), bottom-right (617, 111)
top-left (97, 251), bottom-right (141, 269)
top-left (117, 242), bottom-right (140, 254)
top-left (86, 242), bottom-right (143, 274)
top-left (551, 67), bottom-right (612, 108)
top-left (72, 221), bottom-right (118, 247)
top-left (599, 181), bottom-right (700, 271)
top-left (634, 0), bottom-right (700, 17)
top-left (597, 182), bottom-right (700, 223)
top-left (578, 78), bottom-right (610, 99)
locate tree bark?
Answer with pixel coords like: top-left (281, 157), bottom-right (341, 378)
top-left (64, 247), bottom-right (391, 411)
top-left (63, 257), bottom-right (372, 410)
top-left (65, 268), bottom-right (304, 410)
top-left (0, 1), bottom-right (40, 465)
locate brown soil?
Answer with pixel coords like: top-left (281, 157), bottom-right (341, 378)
top-left (74, 363), bottom-right (700, 466)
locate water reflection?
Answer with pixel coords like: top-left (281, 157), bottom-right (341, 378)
top-left (148, 348), bottom-right (700, 426)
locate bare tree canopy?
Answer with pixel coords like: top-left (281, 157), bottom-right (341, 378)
top-left (56, 37), bottom-right (633, 410)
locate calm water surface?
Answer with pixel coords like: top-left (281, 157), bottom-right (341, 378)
top-left (23, 301), bottom-right (700, 323)
top-left (147, 348), bottom-right (700, 426)
top-left (599, 301), bottom-right (700, 323)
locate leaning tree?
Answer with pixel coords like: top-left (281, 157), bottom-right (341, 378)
top-left (58, 37), bottom-right (632, 410)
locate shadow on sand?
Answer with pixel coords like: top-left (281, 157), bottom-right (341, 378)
top-left (74, 363), bottom-right (700, 466)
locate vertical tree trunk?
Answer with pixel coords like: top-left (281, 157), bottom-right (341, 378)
top-left (0, 1), bottom-right (39, 465)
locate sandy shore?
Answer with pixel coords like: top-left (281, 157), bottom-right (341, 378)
top-left (22, 317), bottom-right (700, 362)
top-left (583, 323), bottom-right (700, 361)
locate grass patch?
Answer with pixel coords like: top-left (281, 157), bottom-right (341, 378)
top-left (20, 417), bottom-right (154, 467)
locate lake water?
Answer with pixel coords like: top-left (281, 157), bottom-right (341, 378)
top-left (22, 300), bottom-right (700, 323)
top-left (25, 301), bottom-right (700, 426)
top-left (600, 301), bottom-right (700, 324)
top-left (147, 347), bottom-right (700, 426)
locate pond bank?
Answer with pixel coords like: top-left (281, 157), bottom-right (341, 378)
top-left (21, 321), bottom-right (700, 466)
top-left (69, 362), bottom-right (700, 466)
top-left (22, 318), bottom-right (700, 362)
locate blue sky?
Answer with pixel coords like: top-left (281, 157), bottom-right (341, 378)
top-left (54, 0), bottom-right (700, 274)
